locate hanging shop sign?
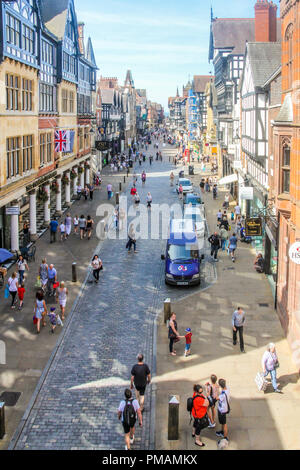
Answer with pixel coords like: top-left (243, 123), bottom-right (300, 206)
top-left (95, 141), bottom-right (110, 151)
top-left (240, 187), bottom-right (254, 200)
top-left (289, 242), bottom-right (300, 265)
top-left (245, 218), bottom-right (262, 237)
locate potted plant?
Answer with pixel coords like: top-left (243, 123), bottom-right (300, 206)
top-left (51, 181), bottom-right (60, 194)
top-left (70, 169), bottom-right (77, 180)
top-left (78, 166), bottom-right (84, 174)
top-left (62, 175), bottom-right (70, 185)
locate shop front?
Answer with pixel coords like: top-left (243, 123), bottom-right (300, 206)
top-left (264, 218), bottom-right (278, 302)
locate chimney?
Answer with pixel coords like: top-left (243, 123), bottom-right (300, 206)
top-left (254, 0), bottom-right (277, 42)
top-left (78, 22), bottom-right (85, 55)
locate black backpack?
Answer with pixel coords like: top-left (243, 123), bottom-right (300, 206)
top-left (123, 399), bottom-right (136, 427)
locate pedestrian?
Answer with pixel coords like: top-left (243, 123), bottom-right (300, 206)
top-left (170, 172), bottom-right (174, 186)
top-left (180, 327), bottom-right (193, 357)
top-left (47, 264), bottom-right (57, 296)
top-left (228, 232), bottom-right (238, 262)
top-left (59, 220), bottom-right (66, 242)
top-left (86, 215), bottom-right (94, 240)
top-left (232, 307), bottom-right (246, 353)
top-left (89, 184), bottom-right (94, 200)
top-left (208, 232), bottom-right (221, 261)
top-left (216, 378), bottom-right (230, 443)
top-left (219, 215), bottom-right (229, 232)
top-left (77, 183), bottom-right (82, 199)
top-left (224, 193), bottom-right (230, 210)
top-left (15, 277), bottom-right (25, 310)
top-left (127, 224), bottom-right (137, 253)
top-left (117, 389), bottom-right (143, 451)
top-left (262, 343), bottom-right (282, 393)
top-left (254, 253), bottom-right (264, 273)
top-left (56, 281), bottom-right (68, 321)
top-left (49, 217), bottom-right (58, 244)
top-left (39, 258), bottom-right (48, 293)
top-left (8, 272), bottom-right (18, 309)
top-left (130, 186), bottom-right (137, 200)
top-left (65, 213), bottom-right (72, 238)
top-left (22, 220), bottom-right (30, 246)
top-left (34, 290), bottom-right (47, 333)
top-left (205, 375), bottom-right (219, 428)
top-left (130, 354), bottom-right (151, 413)
top-left (219, 226), bottom-right (229, 251)
top-left (217, 209), bottom-right (222, 224)
top-left (141, 171), bottom-right (146, 184)
top-left (168, 312), bottom-right (180, 356)
top-left (134, 192), bottom-right (140, 206)
top-left (107, 183), bottom-right (113, 200)
top-left (48, 307), bottom-right (58, 334)
top-left (146, 192), bottom-right (152, 210)
top-left (79, 214), bottom-right (86, 240)
top-left (205, 178), bottom-right (210, 192)
top-left (73, 215), bottom-right (79, 235)
top-left (191, 384), bottom-right (210, 448)
top-left (178, 184), bottom-right (183, 200)
top-left (83, 185), bottom-right (89, 201)
top-left (234, 203), bottom-right (241, 222)
top-left (91, 254), bottom-right (103, 284)
top-left (200, 179), bottom-right (205, 193)
top-left (17, 255), bottom-right (29, 284)
top-left (213, 184), bottom-right (217, 199)
top-left (114, 208), bottom-right (119, 230)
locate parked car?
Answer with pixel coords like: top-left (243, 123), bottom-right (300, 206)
top-left (176, 178), bottom-right (193, 194)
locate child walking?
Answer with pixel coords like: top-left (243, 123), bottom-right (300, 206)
top-left (18, 282), bottom-right (25, 310)
top-left (48, 307), bottom-right (63, 334)
top-left (180, 328), bottom-right (193, 357)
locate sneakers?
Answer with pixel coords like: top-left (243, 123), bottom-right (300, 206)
top-left (208, 422), bottom-right (216, 428)
top-left (216, 431), bottom-right (224, 438)
top-left (274, 389), bottom-right (283, 394)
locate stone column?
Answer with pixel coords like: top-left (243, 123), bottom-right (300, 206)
top-left (73, 169), bottom-right (78, 196)
top-left (56, 176), bottom-right (62, 216)
top-left (65, 172), bottom-right (71, 206)
top-left (10, 202), bottom-right (19, 252)
top-left (44, 184), bottom-right (50, 227)
top-left (29, 190), bottom-right (38, 241)
top-left (85, 164), bottom-right (90, 186)
top-left (80, 167), bottom-right (84, 187)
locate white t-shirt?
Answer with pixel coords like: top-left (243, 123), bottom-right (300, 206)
top-left (60, 224), bottom-right (65, 233)
top-left (235, 205), bottom-right (241, 215)
top-left (8, 277), bottom-right (18, 292)
top-left (218, 389), bottom-right (230, 414)
top-left (92, 259), bottom-right (101, 270)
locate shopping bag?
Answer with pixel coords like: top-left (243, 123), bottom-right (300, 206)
top-left (4, 284), bottom-right (10, 299)
top-left (33, 315), bottom-right (38, 325)
top-left (35, 277), bottom-right (42, 289)
top-left (255, 372), bottom-right (268, 391)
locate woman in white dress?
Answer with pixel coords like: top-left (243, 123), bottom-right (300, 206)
top-left (56, 281), bottom-right (68, 321)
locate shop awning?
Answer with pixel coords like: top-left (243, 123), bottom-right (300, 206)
top-left (218, 174), bottom-right (238, 185)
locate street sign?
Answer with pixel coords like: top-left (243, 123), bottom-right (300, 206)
top-left (289, 242), bottom-right (300, 265)
top-left (5, 207), bottom-right (20, 216)
top-left (245, 218), bottom-right (262, 237)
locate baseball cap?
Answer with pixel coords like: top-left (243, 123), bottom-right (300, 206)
top-left (50, 307), bottom-right (56, 312)
top-left (185, 328), bottom-right (191, 333)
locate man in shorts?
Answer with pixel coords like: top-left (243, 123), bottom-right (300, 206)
top-left (118, 389), bottom-right (142, 450)
top-left (216, 378), bottom-right (230, 443)
top-left (130, 354), bottom-right (151, 413)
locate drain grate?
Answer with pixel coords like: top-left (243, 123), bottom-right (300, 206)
top-left (0, 391), bottom-right (21, 407)
top-left (258, 303), bottom-right (269, 307)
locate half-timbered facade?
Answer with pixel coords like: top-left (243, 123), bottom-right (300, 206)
top-left (240, 41), bottom-right (281, 216)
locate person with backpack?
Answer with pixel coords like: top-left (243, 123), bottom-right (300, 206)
top-left (216, 378), bottom-right (230, 443)
top-left (208, 232), bottom-right (221, 262)
top-left (188, 384), bottom-right (209, 448)
top-left (118, 389), bottom-right (143, 451)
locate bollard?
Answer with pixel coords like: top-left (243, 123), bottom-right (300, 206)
top-left (0, 402), bottom-right (5, 439)
top-left (116, 192), bottom-right (120, 205)
top-left (124, 176), bottom-right (126, 183)
top-left (164, 298), bottom-right (171, 324)
top-left (119, 182), bottom-right (122, 192)
top-left (168, 395), bottom-right (179, 441)
top-left (72, 262), bottom-right (77, 283)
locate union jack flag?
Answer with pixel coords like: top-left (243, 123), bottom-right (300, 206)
top-left (55, 130), bottom-right (67, 153)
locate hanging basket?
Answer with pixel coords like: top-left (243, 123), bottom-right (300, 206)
top-left (51, 182), bottom-right (60, 194)
top-left (78, 167), bottom-right (84, 174)
top-left (37, 189), bottom-right (49, 203)
top-left (84, 163), bottom-right (91, 170)
top-left (70, 170), bottom-right (77, 180)
top-left (62, 175), bottom-right (70, 185)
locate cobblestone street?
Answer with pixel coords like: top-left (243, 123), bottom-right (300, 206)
top-left (9, 143), bottom-right (216, 450)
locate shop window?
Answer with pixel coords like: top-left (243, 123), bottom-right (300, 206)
top-left (282, 142), bottom-right (291, 194)
top-left (6, 137), bottom-right (21, 178)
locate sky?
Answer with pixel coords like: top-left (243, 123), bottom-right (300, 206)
top-left (75, 0), bottom-right (280, 110)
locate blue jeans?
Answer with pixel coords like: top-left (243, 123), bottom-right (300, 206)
top-left (265, 369), bottom-right (278, 391)
top-left (221, 239), bottom-right (227, 251)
